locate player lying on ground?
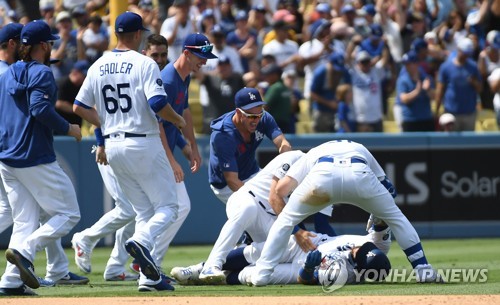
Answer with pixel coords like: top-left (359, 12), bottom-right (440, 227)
top-left (171, 225), bottom-right (391, 286)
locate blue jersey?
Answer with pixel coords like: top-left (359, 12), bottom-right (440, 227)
top-left (160, 62), bottom-right (190, 152)
top-left (208, 111), bottom-right (282, 188)
top-left (0, 61), bottom-right (69, 168)
top-left (0, 60), bottom-right (9, 75)
top-left (311, 65), bottom-right (351, 113)
top-left (226, 30), bottom-right (257, 72)
top-left (396, 70), bottom-right (433, 122)
top-left (359, 38), bottom-right (384, 58)
top-left (438, 59), bottom-right (481, 114)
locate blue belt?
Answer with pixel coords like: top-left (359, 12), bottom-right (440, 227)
top-left (104, 132), bottom-right (147, 139)
top-left (249, 191), bottom-right (277, 216)
top-left (318, 156), bottom-right (367, 164)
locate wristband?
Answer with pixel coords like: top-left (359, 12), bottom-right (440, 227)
top-left (94, 127), bottom-right (105, 147)
top-left (292, 225), bottom-right (301, 234)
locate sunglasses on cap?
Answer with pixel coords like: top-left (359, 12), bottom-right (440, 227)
top-left (185, 44), bottom-right (214, 53)
top-left (238, 108), bottom-right (264, 119)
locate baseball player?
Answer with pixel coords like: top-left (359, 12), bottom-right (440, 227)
top-left (178, 150), bottom-right (315, 283)
top-left (0, 21), bottom-right (83, 296)
top-left (170, 226), bottom-right (392, 286)
top-left (73, 12), bottom-right (186, 292)
top-left (251, 140), bottom-right (442, 286)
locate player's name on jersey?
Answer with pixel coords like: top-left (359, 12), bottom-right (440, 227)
top-left (99, 62), bottom-right (134, 76)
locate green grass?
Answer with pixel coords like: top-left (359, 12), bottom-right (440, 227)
top-left (0, 238), bottom-right (499, 296)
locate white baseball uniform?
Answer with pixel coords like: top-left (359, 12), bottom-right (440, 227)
top-left (252, 140), bottom-right (424, 285)
top-left (202, 150), bottom-right (305, 271)
top-left (238, 228), bottom-right (391, 285)
top-left (75, 50), bottom-right (179, 285)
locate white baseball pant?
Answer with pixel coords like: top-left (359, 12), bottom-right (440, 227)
top-left (252, 161), bottom-right (420, 285)
top-left (210, 172), bottom-right (258, 204)
top-left (0, 161), bottom-right (80, 288)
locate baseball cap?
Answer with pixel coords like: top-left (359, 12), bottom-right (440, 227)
top-left (411, 37), bottom-right (428, 52)
top-left (457, 37), bottom-right (474, 55)
top-left (115, 11), bottom-right (149, 33)
top-left (139, 0), bottom-right (154, 9)
top-left (341, 4), bottom-right (355, 14)
top-left (316, 3), bottom-right (331, 14)
top-left (370, 23), bottom-right (383, 37)
top-left (217, 55), bottom-right (230, 65)
top-left (356, 50), bottom-right (371, 62)
top-left (39, 0), bottom-right (55, 10)
top-left (439, 113), bottom-right (456, 126)
top-left (487, 30), bottom-right (500, 49)
top-left (309, 18), bottom-right (331, 39)
top-left (251, 4), bottom-right (267, 12)
top-left (0, 23), bottom-right (23, 44)
top-left (201, 8), bottom-right (215, 20)
top-left (210, 24), bottom-right (225, 36)
top-left (21, 20), bottom-right (59, 45)
top-left (71, 5), bottom-right (87, 17)
top-left (235, 87), bottom-right (265, 110)
top-left (401, 50), bottom-right (419, 64)
top-left (261, 63), bottom-right (282, 76)
top-left (73, 60), bottom-right (90, 75)
top-left (329, 51), bottom-right (346, 72)
top-left (55, 11), bottom-right (72, 23)
top-left (362, 4), bottom-right (376, 16)
top-left (235, 10), bottom-right (248, 22)
top-left (354, 242), bottom-right (391, 281)
top-left (424, 31), bottom-right (437, 42)
top-left (183, 33), bottom-right (218, 59)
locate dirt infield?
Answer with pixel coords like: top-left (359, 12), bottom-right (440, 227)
top-left (3, 295), bottom-right (500, 305)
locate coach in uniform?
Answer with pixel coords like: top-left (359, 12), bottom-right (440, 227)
top-left (0, 21), bottom-right (83, 296)
top-left (73, 12), bottom-right (185, 292)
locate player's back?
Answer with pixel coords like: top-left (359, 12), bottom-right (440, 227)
top-left (82, 50), bottom-right (164, 136)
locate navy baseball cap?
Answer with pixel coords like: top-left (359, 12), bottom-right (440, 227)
top-left (235, 10), bottom-right (248, 21)
top-left (370, 23), bottom-right (383, 37)
top-left (261, 63), bottom-right (282, 76)
top-left (329, 51), bottom-right (347, 72)
top-left (73, 60), bottom-right (90, 75)
top-left (309, 18), bottom-right (331, 39)
top-left (0, 23), bottom-right (23, 44)
top-left (115, 11), bottom-right (149, 33)
top-left (21, 20), bottom-right (59, 45)
top-left (401, 50), bottom-right (419, 64)
top-left (184, 33), bottom-right (218, 59)
top-left (411, 37), bottom-right (428, 52)
top-left (235, 87), bottom-right (265, 110)
top-left (355, 242), bottom-right (391, 281)
top-left (363, 4), bottom-right (376, 16)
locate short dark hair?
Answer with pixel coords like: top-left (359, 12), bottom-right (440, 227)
top-left (145, 34), bottom-right (168, 50)
top-left (89, 15), bottom-right (103, 26)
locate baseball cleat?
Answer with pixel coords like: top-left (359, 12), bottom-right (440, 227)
top-left (72, 237), bottom-right (92, 274)
top-left (0, 285), bottom-right (37, 296)
top-left (56, 272), bottom-right (90, 285)
top-left (105, 272), bottom-right (139, 281)
top-left (5, 248), bottom-right (39, 289)
top-left (138, 274), bottom-right (175, 292)
top-left (125, 240), bottom-right (160, 281)
top-left (415, 264), bottom-right (444, 283)
top-left (199, 266), bottom-right (226, 284)
top-left (37, 277), bottom-right (56, 287)
top-left (170, 262), bottom-right (204, 285)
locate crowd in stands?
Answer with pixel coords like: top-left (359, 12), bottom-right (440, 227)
top-left (1, 0), bottom-right (499, 134)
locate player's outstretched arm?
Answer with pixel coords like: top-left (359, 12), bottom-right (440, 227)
top-left (157, 103), bottom-right (186, 130)
top-left (73, 104), bottom-right (101, 127)
top-left (67, 124), bottom-right (82, 142)
top-left (273, 134), bottom-right (292, 154)
top-left (275, 176), bottom-right (298, 198)
top-left (297, 250), bottom-right (322, 285)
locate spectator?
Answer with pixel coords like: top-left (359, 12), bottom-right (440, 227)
top-left (226, 10), bottom-right (258, 74)
top-left (338, 4), bottom-right (357, 28)
top-left (281, 69), bottom-right (302, 134)
top-left (436, 37), bottom-right (482, 131)
top-left (438, 10), bottom-right (467, 54)
top-left (196, 8), bottom-right (216, 35)
top-left (55, 60), bottom-right (89, 134)
top-left (401, 11), bottom-right (427, 53)
top-left (396, 50), bottom-right (435, 132)
top-left (358, 23), bottom-right (385, 65)
top-left (335, 84), bottom-right (356, 133)
top-left (263, 9), bottom-right (297, 45)
top-left (196, 55), bottom-right (245, 134)
top-left (39, 0), bottom-right (56, 31)
top-left (310, 51), bottom-right (348, 133)
top-left (216, 0), bottom-right (236, 34)
top-left (81, 14), bottom-right (108, 63)
top-left (262, 20), bottom-right (298, 73)
top-left (478, 31), bottom-right (499, 110)
top-left (261, 63), bottom-right (293, 133)
top-left (374, 0), bottom-right (404, 64)
top-left (247, 4), bottom-right (271, 62)
top-left (348, 50), bottom-right (386, 132)
top-left (160, 0), bottom-right (195, 63)
top-left (298, 18), bottom-right (332, 102)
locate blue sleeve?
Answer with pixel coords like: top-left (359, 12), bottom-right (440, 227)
top-left (437, 63), bottom-right (448, 83)
top-left (74, 100), bottom-right (91, 109)
top-left (184, 76), bottom-right (191, 110)
top-left (337, 102), bottom-right (347, 121)
top-left (311, 68), bottom-right (325, 94)
top-left (148, 95), bottom-right (168, 113)
top-left (212, 132), bottom-right (239, 173)
top-left (396, 75), bottom-right (411, 95)
top-left (261, 112), bottom-right (282, 140)
top-left (176, 132), bottom-right (187, 150)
